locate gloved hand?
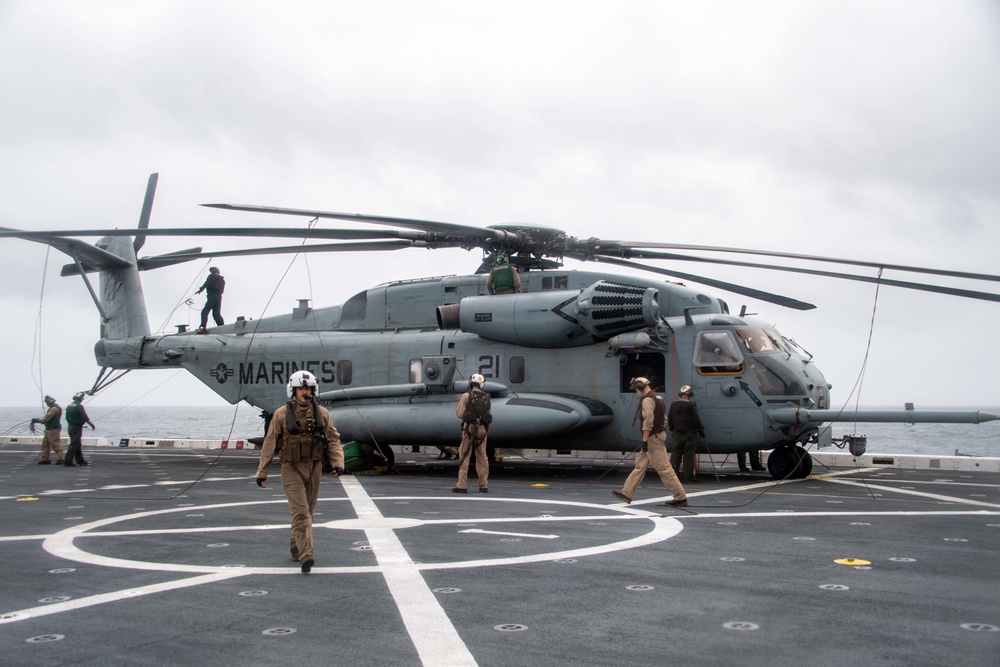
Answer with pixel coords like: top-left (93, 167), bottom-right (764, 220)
top-left (30, 418), bottom-right (38, 425)
top-left (256, 478), bottom-right (266, 488)
top-left (88, 423), bottom-right (96, 430)
top-left (641, 442), bottom-right (648, 452)
top-left (195, 288), bottom-right (203, 295)
top-left (332, 467), bottom-right (344, 476)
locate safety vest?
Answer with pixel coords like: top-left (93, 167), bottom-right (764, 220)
top-left (490, 264), bottom-right (515, 292)
top-left (278, 402), bottom-right (327, 463)
top-left (637, 394), bottom-right (666, 435)
top-left (43, 406), bottom-right (62, 431)
top-left (66, 402), bottom-right (85, 425)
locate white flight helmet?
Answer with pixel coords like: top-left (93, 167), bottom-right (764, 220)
top-left (470, 373), bottom-right (485, 388)
top-left (287, 370), bottom-right (319, 399)
top-left (679, 384), bottom-right (694, 397)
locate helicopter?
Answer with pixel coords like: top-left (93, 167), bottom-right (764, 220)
top-left (3, 173), bottom-right (998, 479)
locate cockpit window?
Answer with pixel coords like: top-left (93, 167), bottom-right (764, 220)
top-left (695, 331), bottom-right (744, 374)
top-left (748, 356), bottom-right (805, 395)
top-left (736, 328), bottom-right (781, 354)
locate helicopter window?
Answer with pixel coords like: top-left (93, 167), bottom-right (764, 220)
top-left (748, 356), bottom-right (804, 395)
top-left (509, 356), bottom-right (525, 384)
top-left (542, 276), bottom-right (553, 290)
top-left (337, 360), bottom-right (352, 385)
top-left (695, 331), bottom-right (743, 374)
top-left (736, 328), bottom-right (780, 354)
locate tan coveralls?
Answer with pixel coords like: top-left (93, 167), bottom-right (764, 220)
top-left (620, 393), bottom-right (687, 502)
top-left (256, 402), bottom-right (344, 564)
top-left (37, 405), bottom-right (64, 463)
top-left (454, 390), bottom-right (490, 491)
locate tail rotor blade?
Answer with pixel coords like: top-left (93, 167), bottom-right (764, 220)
top-left (133, 172), bottom-right (159, 255)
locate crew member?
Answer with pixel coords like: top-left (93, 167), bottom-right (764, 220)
top-left (669, 384), bottom-right (705, 484)
top-left (31, 395), bottom-right (64, 465)
top-left (485, 253), bottom-right (521, 294)
top-left (737, 450), bottom-right (764, 472)
top-left (195, 266), bottom-right (225, 333)
top-left (612, 378), bottom-right (687, 507)
top-left (256, 370), bottom-right (344, 573)
top-left (64, 391), bottom-right (96, 467)
top-left (453, 374), bottom-right (492, 493)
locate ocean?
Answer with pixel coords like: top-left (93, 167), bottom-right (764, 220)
top-left (1, 405), bottom-right (998, 458)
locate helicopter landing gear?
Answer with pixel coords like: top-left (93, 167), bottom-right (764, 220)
top-left (767, 445), bottom-right (813, 480)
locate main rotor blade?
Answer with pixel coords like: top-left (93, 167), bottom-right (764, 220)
top-left (0, 227), bottom-right (427, 242)
top-left (612, 241), bottom-right (1000, 284)
top-left (133, 172), bottom-right (158, 255)
top-left (202, 203), bottom-right (513, 242)
top-left (565, 253), bottom-right (817, 310)
top-left (597, 248), bottom-right (1000, 304)
top-left (136, 240), bottom-right (424, 268)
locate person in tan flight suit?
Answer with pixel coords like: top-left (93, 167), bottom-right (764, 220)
top-left (611, 377), bottom-right (688, 507)
top-left (256, 370), bottom-right (344, 573)
top-left (452, 373), bottom-right (492, 493)
top-left (31, 395), bottom-right (65, 465)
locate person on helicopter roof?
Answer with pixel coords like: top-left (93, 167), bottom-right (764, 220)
top-left (612, 378), bottom-right (688, 507)
top-left (30, 395), bottom-right (65, 465)
top-left (256, 370), bottom-right (345, 573)
top-left (195, 266), bottom-right (225, 333)
top-left (453, 374), bottom-right (492, 493)
top-left (486, 252), bottom-right (521, 294)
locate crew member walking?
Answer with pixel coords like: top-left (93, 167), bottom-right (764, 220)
top-left (64, 391), bottom-right (96, 467)
top-left (195, 266), bottom-right (225, 333)
top-left (612, 378), bottom-right (687, 506)
top-left (31, 395), bottom-right (64, 465)
top-left (453, 374), bottom-right (492, 493)
top-left (669, 384), bottom-right (705, 483)
top-left (256, 371), bottom-right (344, 573)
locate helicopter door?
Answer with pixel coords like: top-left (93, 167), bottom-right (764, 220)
top-left (617, 352), bottom-right (667, 441)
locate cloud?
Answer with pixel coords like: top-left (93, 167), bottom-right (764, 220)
top-left (0, 0), bottom-right (997, 413)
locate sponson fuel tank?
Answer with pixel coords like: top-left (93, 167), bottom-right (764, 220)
top-left (436, 280), bottom-right (660, 348)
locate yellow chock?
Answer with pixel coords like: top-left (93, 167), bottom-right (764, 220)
top-left (834, 558), bottom-right (872, 566)
top-left (16, 496), bottom-right (39, 502)
top-left (531, 483), bottom-right (549, 488)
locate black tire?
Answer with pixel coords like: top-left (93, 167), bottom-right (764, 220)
top-left (373, 443), bottom-right (395, 469)
top-left (767, 445), bottom-right (811, 480)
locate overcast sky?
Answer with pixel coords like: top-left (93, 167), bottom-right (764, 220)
top-left (1, 0), bottom-right (998, 413)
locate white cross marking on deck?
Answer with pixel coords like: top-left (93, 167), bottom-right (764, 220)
top-left (340, 475), bottom-right (478, 667)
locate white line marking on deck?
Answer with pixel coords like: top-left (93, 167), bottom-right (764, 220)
top-left (340, 475), bottom-right (479, 667)
top-left (459, 528), bottom-right (559, 539)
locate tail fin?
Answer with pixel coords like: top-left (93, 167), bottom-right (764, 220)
top-left (96, 235), bottom-right (151, 339)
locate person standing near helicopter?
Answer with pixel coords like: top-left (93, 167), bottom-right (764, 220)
top-left (30, 395), bottom-right (64, 465)
top-left (669, 384), bottom-right (705, 484)
top-left (612, 378), bottom-right (688, 507)
top-left (255, 370), bottom-right (344, 573)
top-left (452, 374), bottom-right (492, 493)
top-left (64, 391), bottom-right (96, 467)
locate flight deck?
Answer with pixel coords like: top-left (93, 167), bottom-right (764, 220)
top-left (1, 445), bottom-right (997, 666)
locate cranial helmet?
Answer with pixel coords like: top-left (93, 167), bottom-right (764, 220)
top-left (73, 391), bottom-right (86, 402)
top-left (209, 266), bottom-right (220, 274)
top-left (287, 370), bottom-right (319, 399)
top-left (629, 377), bottom-right (650, 391)
top-left (470, 373), bottom-right (485, 388)
top-left (44, 395), bottom-right (56, 406)
top-left (495, 252), bottom-right (508, 264)
top-left (679, 384), bottom-right (694, 397)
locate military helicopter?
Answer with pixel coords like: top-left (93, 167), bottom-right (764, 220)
top-left (3, 173), bottom-right (998, 479)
